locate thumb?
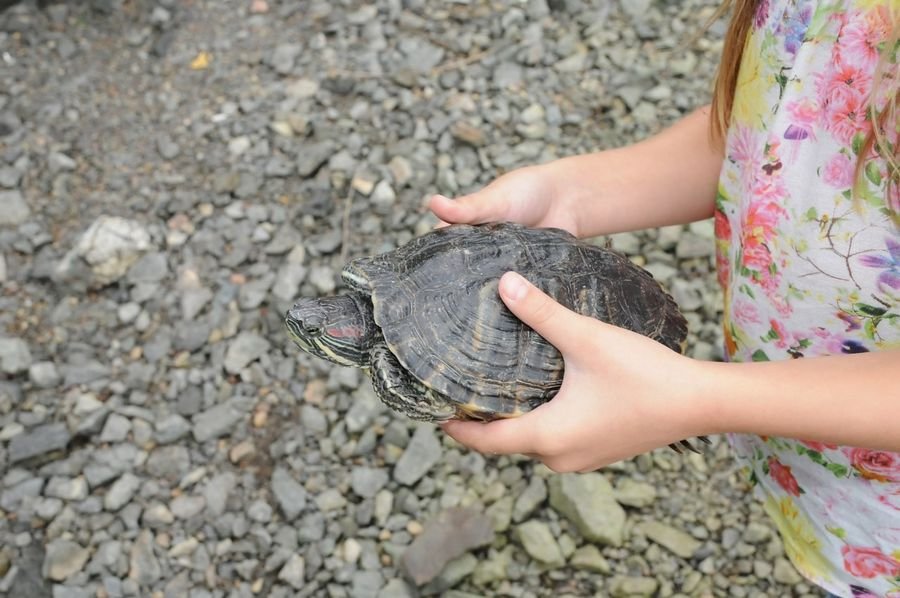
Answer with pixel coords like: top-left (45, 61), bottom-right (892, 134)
top-left (499, 271), bottom-right (593, 351)
top-left (428, 193), bottom-right (507, 225)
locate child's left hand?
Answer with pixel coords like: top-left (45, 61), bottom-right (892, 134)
top-left (441, 271), bottom-right (712, 472)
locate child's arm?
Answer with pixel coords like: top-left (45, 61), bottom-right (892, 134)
top-left (431, 106), bottom-right (724, 238)
top-left (700, 352), bottom-right (900, 452)
top-left (442, 273), bottom-right (900, 472)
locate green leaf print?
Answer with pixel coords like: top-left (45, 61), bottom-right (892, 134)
top-left (804, 207), bottom-right (818, 221)
top-left (826, 526), bottom-right (847, 540)
top-left (864, 319), bottom-right (877, 340)
top-left (852, 132), bottom-right (866, 156)
top-left (856, 303), bottom-right (887, 317)
top-left (865, 161), bottom-right (883, 186)
top-left (751, 349), bottom-right (770, 362)
top-left (806, 1), bottom-right (843, 40)
top-left (826, 463), bottom-right (849, 478)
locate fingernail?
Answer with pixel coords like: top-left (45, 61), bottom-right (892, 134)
top-left (434, 194), bottom-right (450, 202)
top-left (501, 272), bottom-right (528, 302)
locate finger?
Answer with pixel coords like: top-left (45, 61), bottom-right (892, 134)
top-left (498, 271), bottom-right (597, 350)
top-left (428, 193), bottom-right (506, 225)
top-left (441, 417), bottom-right (538, 455)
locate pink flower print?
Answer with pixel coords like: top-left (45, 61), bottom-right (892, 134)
top-left (824, 87), bottom-right (869, 145)
top-left (714, 209), bottom-right (732, 288)
top-left (732, 298), bottom-right (762, 325)
top-left (727, 124), bottom-right (763, 190)
top-left (768, 457), bottom-right (802, 496)
top-left (799, 439), bottom-right (838, 452)
top-left (843, 447), bottom-right (900, 482)
top-left (769, 318), bottom-right (789, 348)
top-left (821, 62), bottom-right (873, 103)
top-left (878, 487), bottom-right (900, 511)
top-left (823, 152), bottom-right (855, 189)
top-left (859, 237), bottom-right (900, 298)
top-left (836, 9), bottom-right (886, 69)
top-left (841, 545), bottom-right (900, 578)
top-left (753, 0), bottom-right (770, 29)
top-left (784, 98), bottom-right (819, 142)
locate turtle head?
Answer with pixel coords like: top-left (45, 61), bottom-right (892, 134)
top-left (285, 294), bottom-right (375, 367)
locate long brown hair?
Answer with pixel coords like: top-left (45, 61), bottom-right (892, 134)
top-left (708, 1), bottom-right (899, 212)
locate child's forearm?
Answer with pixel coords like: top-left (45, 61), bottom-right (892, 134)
top-left (692, 351), bottom-right (900, 452)
top-left (542, 106), bottom-right (724, 238)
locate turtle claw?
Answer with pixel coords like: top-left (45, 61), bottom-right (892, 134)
top-left (668, 436), bottom-right (711, 454)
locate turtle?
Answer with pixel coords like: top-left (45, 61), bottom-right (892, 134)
top-left (285, 222), bottom-right (708, 453)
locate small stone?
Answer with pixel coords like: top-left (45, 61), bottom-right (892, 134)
top-left (228, 136), bottom-right (251, 156)
top-left (351, 171), bottom-right (378, 196)
top-left (44, 476), bottom-right (88, 501)
top-left (9, 422), bottom-right (70, 463)
top-left (449, 121), bottom-right (486, 147)
top-left (0, 337), bottom-right (32, 375)
top-left (157, 134), bottom-right (180, 159)
top-left (351, 467), bottom-right (389, 499)
top-left (43, 539), bottom-right (90, 582)
top-left (286, 79), bottom-right (319, 99)
top-left (278, 554), bottom-right (305, 589)
top-left (570, 544), bottom-right (611, 573)
top-left (270, 43), bottom-right (302, 75)
top-left (48, 151), bottom-right (77, 173)
top-left (58, 216), bottom-right (152, 287)
top-left (224, 332), bottom-right (270, 374)
top-left (192, 399), bottom-right (245, 442)
top-left (142, 503), bottom-right (175, 526)
top-left (117, 303), bottom-right (141, 324)
top-left (400, 507), bottom-right (494, 586)
top-left (675, 232), bottom-right (713, 259)
top-left (170, 495), bottom-right (206, 519)
top-left (548, 473), bottom-right (626, 546)
top-left (155, 414), bottom-right (190, 444)
top-left (271, 467), bottom-right (307, 521)
top-left (203, 472), bottom-right (236, 517)
top-left (610, 576), bottom-right (659, 598)
top-left (168, 537), bottom-right (199, 558)
top-left (515, 520), bottom-right (564, 567)
top-left (773, 557), bottom-right (803, 584)
top-left (99, 413), bottom-right (131, 443)
top-left (129, 530), bottom-right (161, 586)
top-left (613, 479), bottom-right (657, 508)
top-left (388, 156), bottom-right (413, 187)
top-left (0, 190), bottom-right (31, 226)
top-left (314, 488), bottom-right (347, 512)
top-left (637, 520), bottom-right (702, 559)
top-left (394, 426), bottom-right (442, 486)
top-left (297, 141), bottom-right (334, 177)
top-left (743, 521), bottom-right (772, 544)
top-left (512, 477), bottom-right (547, 522)
top-left (105, 473), bottom-right (142, 511)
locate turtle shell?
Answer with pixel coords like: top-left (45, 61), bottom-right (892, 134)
top-left (345, 222), bottom-right (687, 418)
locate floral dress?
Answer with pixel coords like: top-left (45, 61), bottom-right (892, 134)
top-left (715, 1), bottom-right (899, 596)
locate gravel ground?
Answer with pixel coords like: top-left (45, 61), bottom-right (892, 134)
top-left (0, 1), bottom-right (825, 597)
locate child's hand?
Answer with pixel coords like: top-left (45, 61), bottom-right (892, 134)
top-left (441, 272), bottom-right (711, 472)
top-left (429, 165), bottom-right (584, 237)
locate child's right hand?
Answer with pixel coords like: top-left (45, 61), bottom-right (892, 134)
top-left (428, 164), bottom-right (584, 237)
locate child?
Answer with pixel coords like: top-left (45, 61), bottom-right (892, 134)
top-left (430, 2), bottom-right (899, 596)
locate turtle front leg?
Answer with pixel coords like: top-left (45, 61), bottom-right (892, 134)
top-left (369, 344), bottom-right (456, 422)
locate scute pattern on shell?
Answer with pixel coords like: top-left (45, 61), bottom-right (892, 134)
top-left (347, 223), bottom-right (687, 418)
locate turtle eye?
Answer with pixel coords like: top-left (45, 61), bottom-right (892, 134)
top-left (302, 315), bottom-right (325, 336)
